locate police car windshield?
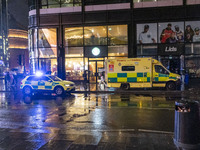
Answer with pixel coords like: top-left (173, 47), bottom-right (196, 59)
top-left (49, 76), bottom-right (62, 81)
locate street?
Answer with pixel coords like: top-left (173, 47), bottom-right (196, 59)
top-left (0, 91), bottom-right (180, 150)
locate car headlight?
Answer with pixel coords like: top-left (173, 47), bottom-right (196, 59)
top-left (65, 84), bottom-right (70, 87)
top-left (177, 76), bottom-right (181, 79)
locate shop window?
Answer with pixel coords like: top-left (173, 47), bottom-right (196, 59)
top-left (137, 23), bottom-right (157, 44)
top-left (65, 58), bottom-right (84, 80)
top-left (108, 25), bottom-right (128, 45)
top-left (39, 48), bottom-right (57, 58)
top-left (185, 21), bottom-right (200, 43)
top-left (38, 58), bottom-right (57, 75)
top-left (84, 26), bottom-right (107, 45)
top-left (39, 28), bottom-right (57, 48)
top-left (137, 45), bottom-right (157, 56)
top-left (65, 27), bottom-right (83, 46)
top-left (185, 56), bottom-right (200, 78)
top-left (159, 22), bottom-right (184, 44)
top-left (108, 45), bottom-right (128, 56)
top-left (65, 47), bottom-right (83, 57)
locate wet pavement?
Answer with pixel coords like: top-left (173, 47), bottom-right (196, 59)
top-left (0, 90), bottom-right (187, 150)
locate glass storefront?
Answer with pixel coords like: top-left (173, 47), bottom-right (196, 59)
top-left (30, 28), bottom-right (57, 74)
top-left (84, 26), bottom-right (107, 46)
top-left (63, 25), bottom-right (128, 81)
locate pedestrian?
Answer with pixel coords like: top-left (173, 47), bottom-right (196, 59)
top-left (99, 71), bottom-right (106, 90)
top-left (5, 71), bottom-right (11, 90)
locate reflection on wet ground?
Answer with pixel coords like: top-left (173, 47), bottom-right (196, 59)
top-left (0, 92), bottom-right (185, 149)
top-left (0, 92), bottom-right (181, 130)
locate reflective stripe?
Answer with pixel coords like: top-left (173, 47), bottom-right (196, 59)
top-left (108, 72), bottom-right (151, 83)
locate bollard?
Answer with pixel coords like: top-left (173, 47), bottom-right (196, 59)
top-left (174, 100), bottom-right (200, 150)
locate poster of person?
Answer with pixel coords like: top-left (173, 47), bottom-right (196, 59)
top-left (185, 21), bottom-right (200, 42)
top-left (159, 22), bottom-right (184, 43)
top-left (137, 23), bottom-right (157, 44)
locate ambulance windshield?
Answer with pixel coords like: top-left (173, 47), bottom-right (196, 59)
top-left (155, 65), bottom-right (169, 74)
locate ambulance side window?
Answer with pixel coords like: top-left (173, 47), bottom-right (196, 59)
top-left (155, 65), bottom-right (169, 74)
top-left (122, 66), bottom-right (135, 71)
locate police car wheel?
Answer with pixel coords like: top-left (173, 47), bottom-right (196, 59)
top-left (166, 82), bottom-right (176, 90)
top-left (54, 86), bottom-right (64, 95)
top-left (23, 86), bottom-right (32, 95)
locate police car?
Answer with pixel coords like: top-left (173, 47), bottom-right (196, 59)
top-left (20, 74), bottom-right (75, 95)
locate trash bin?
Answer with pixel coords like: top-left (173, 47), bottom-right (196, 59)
top-left (174, 100), bottom-right (200, 150)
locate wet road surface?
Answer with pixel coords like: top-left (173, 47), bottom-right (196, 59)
top-left (0, 92), bottom-right (181, 149)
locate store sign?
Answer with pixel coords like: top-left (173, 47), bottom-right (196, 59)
top-left (92, 47), bottom-right (100, 56)
top-left (158, 44), bottom-right (184, 55)
top-left (84, 46), bottom-right (108, 58)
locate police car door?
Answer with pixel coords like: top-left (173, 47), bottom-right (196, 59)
top-left (38, 76), bottom-right (52, 90)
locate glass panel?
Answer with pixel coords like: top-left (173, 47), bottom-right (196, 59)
top-left (137, 45), bottom-right (157, 56)
top-left (137, 23), bottom-right (157, 44)
top-left (65, 27), bottom-right (83, 46)
top-left (39, 28), bottom-right (57, 48)
top-left (185, 21), bottom-right (200, 43)
top-left (185, 43), bottom-right (200, 55)
top-left (41, 0), bottom-right (47, 5)
top-left (61, 0), bottom-right (74, 7)
top-left (65, 58), bottom-right (84, 80)
top-left (84, 26), bottom-right (107, 45)
top-left (38, 58), bottom-right (57, 75)
top-left (108, 45), bottom-right (128, 56)
top-left (89, 61), bottom-right (96, 83)
top-left (48, 0), bottom-right (60, 8)
top-left (159, 22), bottom-right (184, 43)
top-left (65, 47), bottom-right (83, 57)
top-left (39, 47), bottom-right (57, 58)
top-left (185, 56), bottom-right (200, 78)
top-left (108, 25), bottom-right (128, 45)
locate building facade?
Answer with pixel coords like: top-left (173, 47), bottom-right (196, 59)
top-left (28, 0), bottom-right (200, 82)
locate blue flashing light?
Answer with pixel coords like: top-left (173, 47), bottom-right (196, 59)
top-left (35, 71), bottom-right (43, 77)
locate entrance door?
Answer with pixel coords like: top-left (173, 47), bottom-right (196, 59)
top-left (89, 60), bottom-right (104, 83)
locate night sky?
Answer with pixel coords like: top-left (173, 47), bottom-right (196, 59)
top-left (7, 0), bottom-right (29, 30)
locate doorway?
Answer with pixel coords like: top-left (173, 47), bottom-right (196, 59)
top-left (88, 60), bottom-right (104, 84)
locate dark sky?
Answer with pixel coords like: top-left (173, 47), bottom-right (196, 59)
top-left (8, 0), bottom-right (29, 30)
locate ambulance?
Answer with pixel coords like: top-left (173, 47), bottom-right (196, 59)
top-left (105, 57), bottom-right (181, 90)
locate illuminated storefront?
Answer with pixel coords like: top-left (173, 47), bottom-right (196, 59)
top-left (29, 0), bottom-right (200, 81)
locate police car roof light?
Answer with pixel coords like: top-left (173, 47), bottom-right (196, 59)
top-left (36, 71), bottom-right (43, 77)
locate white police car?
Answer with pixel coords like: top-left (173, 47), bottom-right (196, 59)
top-left (20, 75), bottom-right (75, 95)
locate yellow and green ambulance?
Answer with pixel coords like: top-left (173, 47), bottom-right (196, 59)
top-left (105, 58), bottom-right (181, 90)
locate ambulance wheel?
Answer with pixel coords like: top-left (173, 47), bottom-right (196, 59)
top-left (23, 86), bottom-right (32, 95)
top-left (166, 82), bottom-right (176, 90)
top-left (54, 86), bottom-right (64, 96)
top-left (121, 83), bottom-right (130, 90)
